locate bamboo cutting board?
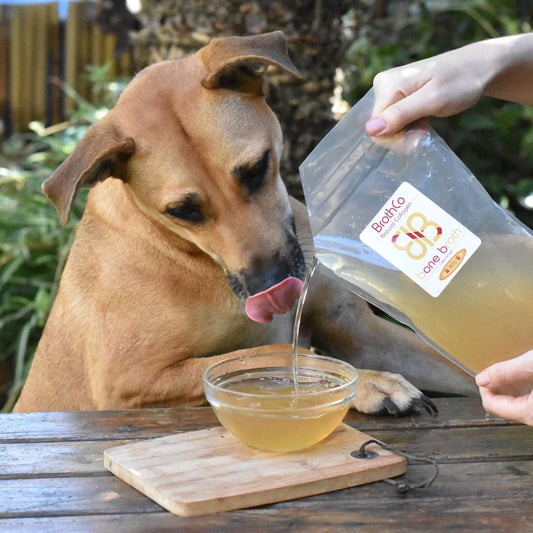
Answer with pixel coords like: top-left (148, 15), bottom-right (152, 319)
top-left (104, 423), bottom-right (406, 517)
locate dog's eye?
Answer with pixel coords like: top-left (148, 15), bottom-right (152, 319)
top-left (164, 196), bottom-right (205, 223)
top-left (234, 149), bottom-right (271, 195)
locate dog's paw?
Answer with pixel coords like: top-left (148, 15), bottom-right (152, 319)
top-left (353, 369), bottom-right (437, 416)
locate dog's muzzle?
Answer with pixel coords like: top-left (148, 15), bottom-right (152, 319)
top-left (227, 233), bottom-right (306, 323)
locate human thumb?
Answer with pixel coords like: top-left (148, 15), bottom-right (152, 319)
top-left (475, 368), bottom-right (490, 387)
top-left (367, 91), bottom-right (432, 137)
top-left (476, 351), bottom-right (533, 394)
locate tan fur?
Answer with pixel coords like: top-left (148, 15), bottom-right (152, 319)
top-left (14, 32), bottom-right (475, 414)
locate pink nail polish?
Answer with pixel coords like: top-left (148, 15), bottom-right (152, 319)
top-left (366, 117), bottom-right (387, 136)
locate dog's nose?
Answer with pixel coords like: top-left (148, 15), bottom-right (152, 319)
top-left (235, 261), bottom-right (294, 298)
top-left (245, 240), bottom-right (306, 296)
top-left (227, 234), bottom-right (306, 301)
top-left (247, 257), bottom-right (294, 293)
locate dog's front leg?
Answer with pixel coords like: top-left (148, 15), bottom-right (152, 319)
top-left (91, 344), bottom-right (302, 409)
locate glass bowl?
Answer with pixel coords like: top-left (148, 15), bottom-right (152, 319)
top-left (203, 352), bottom-right (358, 452)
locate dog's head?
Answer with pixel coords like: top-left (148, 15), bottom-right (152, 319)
top-left (43, 32), bottom-right (306, 323)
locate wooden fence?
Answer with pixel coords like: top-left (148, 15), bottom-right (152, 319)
top-left (0, 1), bottom-right (134, 136)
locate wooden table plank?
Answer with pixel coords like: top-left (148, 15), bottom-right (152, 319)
top-left (0, 440), bottom-right (131, 478)
top-left (0, 425), bottom-right (530, 479)
top-left (1, 500), bottom-right (532, 533)
top-left (0, 461), bottom-right (531, 523)
top-left (0, 397), bottom-right (511, 443)
top-left (2, 501), bottom-right (533, 533)
top-left (0, 476), bottom-right (163, 518)
top-left (1, 460), bottom-right (532, 514)
top-left (1, 498), bottom-right (532, 533)
top-left (0, 407), bottom-right (220, 443)
top-left (376, 425), bottom-right (533, 462)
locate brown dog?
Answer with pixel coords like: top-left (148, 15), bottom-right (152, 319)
top-left (14, 32), bottom-right (475, 414)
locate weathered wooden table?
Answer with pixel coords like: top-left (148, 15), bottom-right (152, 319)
top-left (1, 397), bottom-right (532, 532)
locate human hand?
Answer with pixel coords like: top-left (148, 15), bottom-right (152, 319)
top-left (476, 350), bottom-right (533, 426)
top-left (365, 46), bottom-right (487, 137)
top-left (365, 33), bottom-right (533, 137)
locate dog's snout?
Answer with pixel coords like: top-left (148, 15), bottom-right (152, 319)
top-left (227, 233), bottom-right (306, 300)
top-left (248, 255), bottom-right (296, 293)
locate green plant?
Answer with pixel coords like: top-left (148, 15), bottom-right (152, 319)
top-left (342, 0), bottom-right (533, 227)
top-left (0, 65), bottom-right (125, 411)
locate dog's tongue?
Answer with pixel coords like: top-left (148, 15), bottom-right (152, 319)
top-left (245, 277), bottom-right (304, 323)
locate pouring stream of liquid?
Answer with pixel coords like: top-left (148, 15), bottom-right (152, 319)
top-left (291, 256), bottom-right (318, 393)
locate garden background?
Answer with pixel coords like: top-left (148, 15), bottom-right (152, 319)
top-left (1, 0), bottom-right (532, 411)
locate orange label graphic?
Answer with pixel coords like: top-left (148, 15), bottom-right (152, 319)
top-left (439, 248), bottom-right (466, 280)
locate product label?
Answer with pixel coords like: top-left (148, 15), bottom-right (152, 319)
top-left (360, 182), bottom-right (481, 297)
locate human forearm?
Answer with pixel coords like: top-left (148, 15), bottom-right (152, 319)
top-left (482, 33), bottom-right (533, 105)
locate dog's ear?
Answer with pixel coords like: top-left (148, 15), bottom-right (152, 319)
top-left (42, 120), bottom-right (135, 226)
top-left (199, 31), bottom-right (301, 92)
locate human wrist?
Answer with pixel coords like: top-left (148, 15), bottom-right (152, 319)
top-left (482, 33), bottom-right (533, 103)
top-left (455, 38), bottom-right (505, 97)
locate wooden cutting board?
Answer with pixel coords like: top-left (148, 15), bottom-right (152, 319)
top-left (104, 423), bottom-right (406, 517)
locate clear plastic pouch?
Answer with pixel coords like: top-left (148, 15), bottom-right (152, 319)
top-left (299, 90), bottom-right (533, 375)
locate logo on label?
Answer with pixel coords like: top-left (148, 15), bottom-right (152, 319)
top-left (391, 212), bottom-right (443, 259)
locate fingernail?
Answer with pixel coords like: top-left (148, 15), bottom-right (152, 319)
top-left (365, 116), bottom-right (387, 136)
top-left (475, 369), bottom-right (490, 387)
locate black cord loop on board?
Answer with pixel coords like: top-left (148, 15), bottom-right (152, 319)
top-left (352, 438), bottom-right (439, 494)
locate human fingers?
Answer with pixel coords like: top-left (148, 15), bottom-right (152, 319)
top-left (366, 65), bottom-right (430, 136)
top-left (476, 350), bottom-right (533, 395)
top-left (366, 86), bottom-right (439, 137)
top-left (478, 386), bottom-right (533, 426)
